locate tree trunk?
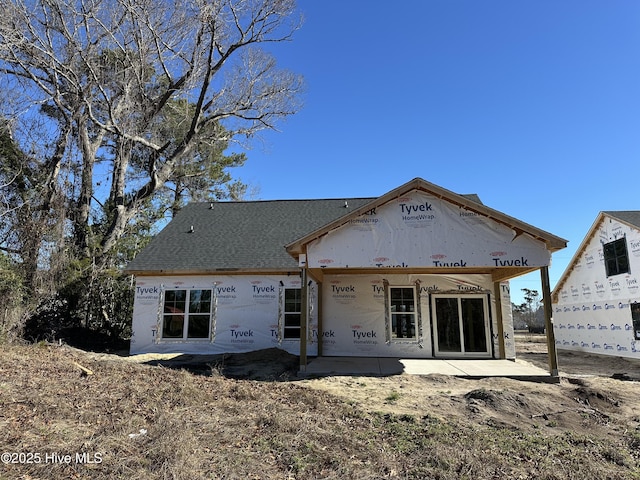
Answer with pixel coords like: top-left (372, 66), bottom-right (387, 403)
top-left (74, 115), bottom-right (102, 256)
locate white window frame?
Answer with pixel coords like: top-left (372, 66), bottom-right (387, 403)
top-left (160, 288), bottom-right (213, 341)
top-left (282, 287), bottom-right (302, 340)
top-left (387, 285), bottom-right (419, 342)
top-left (431, 293), bottom-right (491, 358)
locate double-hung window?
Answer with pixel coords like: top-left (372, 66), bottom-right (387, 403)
top-left (283, 288), bottom-right (302, 339)
top-left (603, 238), bottom-right (630, 277)
top-left (388, 286), bottom-right (417, 340)
top-left (162, 289), bottom-right (212, 340)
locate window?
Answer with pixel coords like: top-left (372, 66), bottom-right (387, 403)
top-left (283, 288), bottom-right (301, 339)
top-left (603, 238), bottom-right (630, 277)
top-left (631, 302), bottom-right (640, 340)
top-left (388, 286), bottom-right (417, 340)
top-left (162, 289), bottom-right (212, 340)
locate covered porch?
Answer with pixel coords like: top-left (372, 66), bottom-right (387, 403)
top-left (286, 179), bottom-right (568, 379)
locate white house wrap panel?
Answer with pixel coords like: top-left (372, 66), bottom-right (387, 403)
top-left (131, 275), bottom-right (318, 356)
top-left (131, 273), bottom-right (515, 359)
top-left (317, 273), bottom-right (515, 359)
top-left (307, 190), bottom-right (550, 270)
top-left (553, 213), bottom-right (640, 359)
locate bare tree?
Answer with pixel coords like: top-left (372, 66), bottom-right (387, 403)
top-left (0, 0), bottom-right (303, 341)
top-left (0, 0), bottom-right (303, 259)
top-left (0, 118), bottom-right (70, 297)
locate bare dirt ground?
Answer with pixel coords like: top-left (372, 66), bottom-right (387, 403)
top-left (85, 333), bottom-right (640, 443)
top-left (1, 335), bottom-right (639, 479)
top-left (294, 334), bottom-right (640, 437)
top-left (107, 334), bottom-right (640, 472)
top-left (515, 332), bottom-right (640, 380)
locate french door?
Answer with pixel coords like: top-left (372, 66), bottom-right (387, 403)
top-left (432, 294), bottom-right (491, 357)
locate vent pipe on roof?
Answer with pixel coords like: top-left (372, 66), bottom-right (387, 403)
top-left (344, 201), bottom-right (349, 208)
top-left (189, 225), bottom-right (194, 233)
top-left (209, 203), bottom-right (214, 209)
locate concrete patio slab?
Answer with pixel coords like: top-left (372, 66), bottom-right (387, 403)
top-left (303, 357), bottom-right (557, 382)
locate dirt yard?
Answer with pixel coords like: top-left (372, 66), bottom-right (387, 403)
top-left (1, 335), bottom-right (639, 479)
top-left (515, 332), bottom-right (640, 380)
top-left (95, 334), bottom-right (640, 473)
top-left (78, 333), bottom-right (640, 447)
top-left (295, 333), bottom-right (640, 437)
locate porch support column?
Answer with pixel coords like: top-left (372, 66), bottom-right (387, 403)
top-left (299, 267), bottom-right (308, 373)
top-left (540, 266), bottom-right (559, 377)
top-left (493, 281), bottom-right (506, 359)
top-left (317, 280), bottom-right (323, 357)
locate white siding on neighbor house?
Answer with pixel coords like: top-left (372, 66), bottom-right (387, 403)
top-left (553, 216), bottom-right (640, 359)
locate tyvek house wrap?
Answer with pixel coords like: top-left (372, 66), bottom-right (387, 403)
top-left (318, 273), bottom-right (515, 359)
top-left (306, 190), bottom-right (550, 269)
top-left (130, 274), bottom-right (318, 356)
top-left (130, 273), bottom-right (516, 359)
top-left (553, 215), bottom-right (640, 359)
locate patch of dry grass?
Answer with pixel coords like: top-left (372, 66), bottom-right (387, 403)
top-left (0, 343), bottom-right (639, 479)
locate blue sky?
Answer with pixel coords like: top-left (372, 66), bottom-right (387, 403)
top-left (235, 1), bottom-right (640, 305)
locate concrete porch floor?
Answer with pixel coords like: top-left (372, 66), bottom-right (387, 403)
top-left (302, 357), bottom-right (557, 383)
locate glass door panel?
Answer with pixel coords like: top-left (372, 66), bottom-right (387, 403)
top-left (433, 295), bottom-right (490, 357)
top-left (461, 297), bottom-right (487, 353)
top-left (435, 297), bottom-right (461, 352)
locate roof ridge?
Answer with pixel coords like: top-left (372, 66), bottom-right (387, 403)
top-left (192, 197), bottom-right (378, 205)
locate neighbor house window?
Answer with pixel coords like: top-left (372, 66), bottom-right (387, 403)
top-left (162, 289), bottom-right (212, 340)
top-left (283, 288), bottom-right (301, 339)
top-left (603, 238), bottom-right (630, 277)
top-left (388, 286), bottom-right (417, 340)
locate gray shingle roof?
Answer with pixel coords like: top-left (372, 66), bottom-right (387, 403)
top-left (125, 198), bottom-right (376, 273)
top-left (125, 188), bottom-right (487, 275)
top-left (603, 211), bottom-right (640, 229)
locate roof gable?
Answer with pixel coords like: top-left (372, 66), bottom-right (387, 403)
top-left (552, 211), bottom-right (640, 300)
top-left (126, 177), bottom-right (567, 275)
top-left (295, 185), bottom-right (562, 271)
top-left (287, 177), bottom-right (567, 256)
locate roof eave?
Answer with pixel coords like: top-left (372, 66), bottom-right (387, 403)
top-left (125, 267), bottom-right (299, 276)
